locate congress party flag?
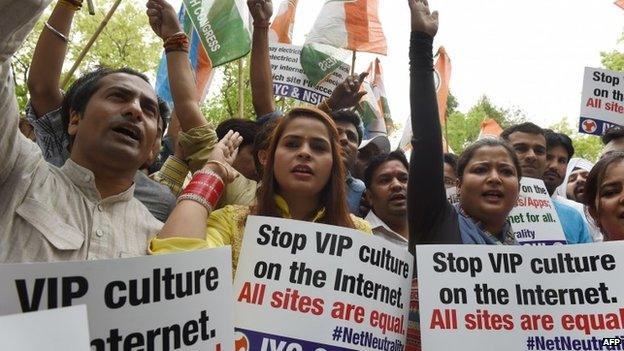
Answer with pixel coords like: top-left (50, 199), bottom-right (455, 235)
top-left (269, 0), bottom-right (298, 44)
top-left (478, 118), bottom-right (503, 139)
top-left (182, 0), bottom-right (251, 67)
top-left (435, 46), bottom-right (451, 126)
top-left (156, 4), bottom-right (215, 105)
top-left (301, 0), bottom-right (387, 85)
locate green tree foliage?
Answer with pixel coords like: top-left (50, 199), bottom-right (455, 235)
top-left (601, 33), bottom-right (624, 71)
top-left (446, 95), bottom-right (526, 153)
top-left (201, 56), bottom-right (298, 126)
top-left (11, 1), bottom-right (161, 111)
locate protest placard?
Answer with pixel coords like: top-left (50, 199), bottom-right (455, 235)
top-left (233, 215), bottom-right (412, 350)
top-left (417, 243), bottom-right (624, 351)
top-left (0, 249), bottom-right (234, 351)
top-left (0, 305), bottom-right (90, 351)
top-left (579, 67), bottom-right (624, 135)
top-left (446, 179), bottom-right (566, 245)
top-left (269, 43), bottom-right (350, 104)
top-left (508, 178), bottom-right (567, 245)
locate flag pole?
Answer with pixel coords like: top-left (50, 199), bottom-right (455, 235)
top-left (238, 57), bottom-right (245, 118)
top-left (61, 0), bottom-right (123, 89)
top-left (351, 50), bottom-right (356, 75)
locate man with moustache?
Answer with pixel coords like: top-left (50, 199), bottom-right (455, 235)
top-left (501, 123), bottom-right (592, 244)
top-left (0, 0), bottom-right (164, 262)
top-left (363, 151), bottom-right (409, 247)
top-left (543, 130), bottom-right (601, 242)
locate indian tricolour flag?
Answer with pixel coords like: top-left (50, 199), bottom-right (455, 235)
top-left (269, 0), bottom-right (299, 44)
top-left (156, 4), bottom-right (215, 105)
top-left (301, 0), bottom-right (387, 85)
top-left (358, 58), bottom-right (392, 137)
top-left (398, 47), bottom-right (451, 151)
top-left (182, 0), bottom-right (251, 67)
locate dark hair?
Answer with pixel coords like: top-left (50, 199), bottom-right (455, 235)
top-left (457, 138), bottom-right (522, 180)
top-left (252, 120), bottom-right (278, 178)
top-left (582, 151), bottom-right (624, 238)
top-left (363, 150), bottom-right (409, 188)
top-left (544, 129), bottom-right (574, 160)
top-left (60, 67), bottom-right (169, 145)
top-left (254, 107), bottom-right (355, 229)
top-left (443, 153), bottom-right (458, 171)
top-left (330, 109), bottom-right (363, 144)
top-left (601, 126), bottom-right (624, 145)
top-left (500, 122), bottom-right (544, 141)
top-left (216, 118), bottom-right (261, 148)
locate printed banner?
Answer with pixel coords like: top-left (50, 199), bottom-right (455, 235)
top-left (233, 216), bottom-right (412, 350)
top-left (0, 306), bottom-right (90, 351)
top-left (270, 43), bottom-right (350, 104)
top-left (579, 67), bottom-right (624, 135)
top-left (509, 178), bottom-right (567, 245)
top-left (0, 249), bottom-right (234, 351)
top-left (417, 243), bottom-right (624, 351)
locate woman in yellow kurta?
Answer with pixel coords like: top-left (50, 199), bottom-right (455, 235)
top-left (151, 107), bottom-right (371, 273)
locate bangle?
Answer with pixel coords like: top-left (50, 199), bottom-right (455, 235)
top-left (178, 170), bottom-right (225, 212)
top-left (164, 32), bottom-right (189, 53)
top-left (59, 0), bottom-right (82, 11)
top-left (44, 22), bottom-right (69, 43)
top-left (203, 160), bottom-right (230, 181)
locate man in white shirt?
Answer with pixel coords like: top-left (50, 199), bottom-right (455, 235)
top-left (0, 0), bottom-right (163, 262)
top-left (363, 151), bottom-right (409, 247)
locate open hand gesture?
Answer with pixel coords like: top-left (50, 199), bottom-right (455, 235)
top-left (326, 72), bottom-right (369, 110)
top-left (247, 0), bottom-right (273, 24)
top-left (408, 0), bottom-right (439, 38)
top-left (146, 0), bottom-right (183, 41)
top-left (203, 130), bottom-right (243, 183)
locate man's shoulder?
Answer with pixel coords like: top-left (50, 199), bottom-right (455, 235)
top-left (552, 198), bottom-right (584, 221)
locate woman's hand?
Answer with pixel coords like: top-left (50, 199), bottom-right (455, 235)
top-left (203, 130), bottom-right (243, 183)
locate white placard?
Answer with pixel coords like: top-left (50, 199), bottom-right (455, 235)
top-left (579, 67), bottom-right (624, 135)
top-left (509, 178), bottom-right (567, 245)
top-left (0, 249), bottom-right (234, 351)
top-left (446, 179), bottom-right (566, 245)
top-left (417, 243), bottom-right (624, 351)
top-left (0, 305), bottom-right (90, 351)
top-left (233, 216), bottom-right (412, 350)
top-left (269, 43), bottom-right (350, 104)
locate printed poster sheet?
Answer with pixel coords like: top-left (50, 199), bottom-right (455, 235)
top-left (234, 216), bottom-right (412, 350)
top-left (579, 67), bottom-right (624, 135)
top-left (0, 305), bottom-right (90, 351)
top-left (0, 249), bottom-right (234, 351)
top-left (270, 43), bottom-right (350, 104)
top-left (417, 243), bottom-right (624, 351)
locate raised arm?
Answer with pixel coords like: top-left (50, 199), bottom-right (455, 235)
top-left (147, 0), bottom-right (207, 131)
top-left (27, 1), bottom-right (79, 117)
top-left (406, 0), bottom-right (443, 253)
top-left (318, 72), bottom-right (369, 113)
top-left (0, 0), bottom-right (53, 182)
top-left (248, 0), bottom-right (276, 117)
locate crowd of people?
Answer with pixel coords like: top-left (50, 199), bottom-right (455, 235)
top-left (1, 0), bottom-right (624, 345)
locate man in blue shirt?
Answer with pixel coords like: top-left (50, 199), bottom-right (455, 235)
top-left (331, 109), bottom-right (366, 215)
top-left (501, 123), bottom-right (592, 244)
